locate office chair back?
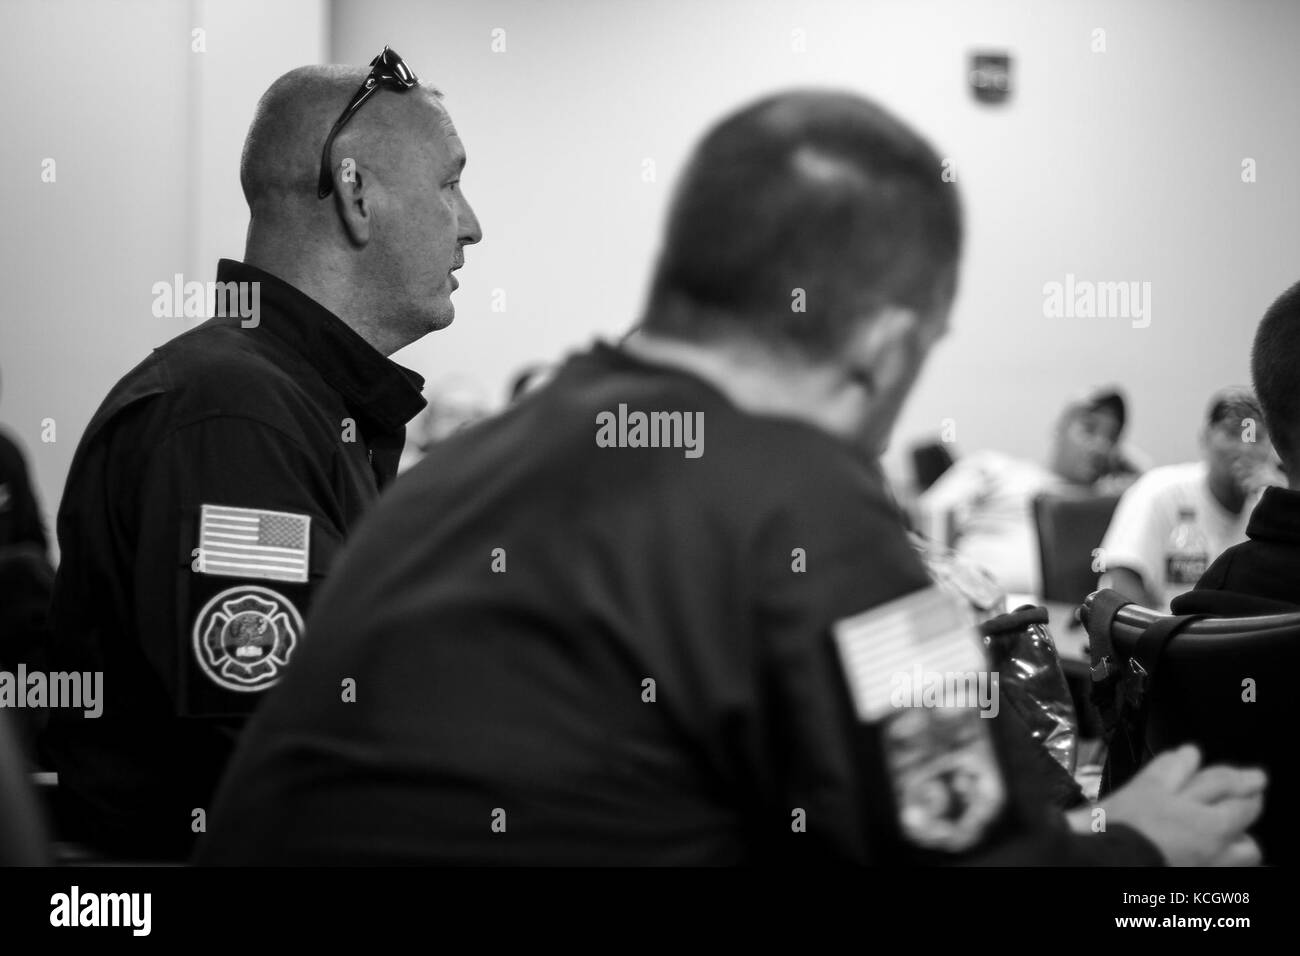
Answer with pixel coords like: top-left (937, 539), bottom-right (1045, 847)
top-left (910, 440), bottom-right (955, 493)
top-left (1033, 493), bottom-right (1120, 604)
top-left (1081, 590), bottom-right (1300, 864)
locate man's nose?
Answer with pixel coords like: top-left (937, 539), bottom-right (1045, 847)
top-left (459, 195), bottom-right (483, 246)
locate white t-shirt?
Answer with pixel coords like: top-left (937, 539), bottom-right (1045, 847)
top-left (917, 451), bottom-right (1069, 596)
top-left (1099, 461), bottom-right (1254, 611)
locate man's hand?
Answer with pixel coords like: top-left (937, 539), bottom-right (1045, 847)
top-left (1071, 744), bottom-right (1266, 865)
top-left (1232, 455), bottom-right (1286, 499)
top-left (1098, 568), bottom-right (1161, 610)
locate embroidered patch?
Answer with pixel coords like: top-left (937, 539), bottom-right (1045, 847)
top-left (832, 585), bottom-right (1005, 852)
top-left (881, 706), bottom-right (1006, 852)
top-left (196, 504), bottom-right (310, 583)
top-left (832, 585), bottom-right (987, 723)
top-left (192, 585), bottom-right (303, 692)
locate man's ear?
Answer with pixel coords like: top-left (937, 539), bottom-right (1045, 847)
top-left (842, 305), bottom-right (919, 398)
top-left (332, 162), bottom-right (374, 247)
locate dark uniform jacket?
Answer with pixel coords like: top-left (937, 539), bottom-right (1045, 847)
top-left (1172, 486), bottom-right (1300, 614)
top-left (0, 427), bottom-right (49, 556)
top-left (199, 342), bottom-right (1159, 866)
top-left (0, 427), bottom-right (54, 750)
top-left (42, 259), bottom-right (425, 858)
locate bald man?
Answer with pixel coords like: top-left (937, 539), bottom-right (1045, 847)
top-left (42, 48), bottom-right (481, 860)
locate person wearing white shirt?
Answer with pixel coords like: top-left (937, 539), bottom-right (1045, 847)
top-left (917, 388), bottom-right (1133, 595)
top-left (1098, 387), bottom-right (1284, 611)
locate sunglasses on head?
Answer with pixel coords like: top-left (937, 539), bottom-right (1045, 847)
top-left (317, 45), bottom-right (419, 199)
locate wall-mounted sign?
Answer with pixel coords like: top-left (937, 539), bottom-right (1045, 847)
top-left (969, 52), bottom-right (1012, 105)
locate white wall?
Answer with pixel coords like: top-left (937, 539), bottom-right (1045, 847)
top-left (0, 0), bottom-right (326, 554)
top-left (333, 0), bottom-right (1300, 485)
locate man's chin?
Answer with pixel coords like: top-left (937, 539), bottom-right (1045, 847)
top-left (425, 300), bottom-right (455, 333)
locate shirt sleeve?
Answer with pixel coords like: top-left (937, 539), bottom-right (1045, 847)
top-left (752, 481), bottom-right (931, 863)
top-left (1099, 471), bottom-right (1168, 588)
top-left (131, 416), bottom-right (347, 719)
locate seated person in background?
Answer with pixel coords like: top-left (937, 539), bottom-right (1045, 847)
top-left (1172, 281), bottom-right (1300, 614)
top-left (507, 362), bottom-right (558, 403)
top-left (0, 548), bottom-right (55, 753)
top-left (1, 372), bottom-right (51, 560)
top-left (1099, 386), bottom-right (1283, 612)
top-left (0, 376), bottom-right (55, 752)
top-left (917, 388), bottom-right (1132, 595)
top-left (397, 376), bottom-right (492, 472)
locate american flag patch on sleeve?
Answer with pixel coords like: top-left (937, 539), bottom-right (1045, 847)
top-left (196, 504), bottom-right (311, 583)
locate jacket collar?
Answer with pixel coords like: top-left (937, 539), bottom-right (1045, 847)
top-left (215, 259), bottom-right (426, 432)
top-left (1246, 485), bottom-right (1300, 543)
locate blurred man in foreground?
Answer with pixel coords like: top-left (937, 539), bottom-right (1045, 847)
top-left (200, 91), bottom-right (1260, 866)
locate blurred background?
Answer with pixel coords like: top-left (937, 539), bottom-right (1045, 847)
top-left (3, 0), bottom-right (1298, 553)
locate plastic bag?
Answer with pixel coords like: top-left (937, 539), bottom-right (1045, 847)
top-left (979, 606), bottom-right (1078, 776)
top-left (909, 533), bottom-right (1079, 775)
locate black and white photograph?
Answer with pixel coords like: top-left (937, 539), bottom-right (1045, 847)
top-left (0, 0), bottom-right (1293, 937)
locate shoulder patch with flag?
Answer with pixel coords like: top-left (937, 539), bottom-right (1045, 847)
top-left (196, 504), bottom-right (311, 583)
top-left (832, 585), bottom-right (1006, 853)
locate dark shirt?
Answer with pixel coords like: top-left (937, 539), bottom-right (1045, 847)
top-left (42, 259), bottom-right (424, 858)
top-left (199, 342), bottom-right (1157, 866)
top-left (1172, 486), bottom-right (1300, 614)
top-left (0, 427), bottom-right (48, 556)
top-left (0, 428), bottom-right (54, 752)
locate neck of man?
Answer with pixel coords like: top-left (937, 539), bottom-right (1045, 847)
top-left (244, 229), bottom-right (402, 357)
top-left (1047, 451), bottom-right (1092, 488)
top-left (621, 325), bottom-right (865, 445)
top-left (1284, 454), bottom-right (1300, 493)
top-left (1206, 470), bottom-right (1246, 515)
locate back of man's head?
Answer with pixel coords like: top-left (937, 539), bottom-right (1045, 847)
top-left (643, 90), bottom-right (962, 360)
top-left (1251, 279), bottom-right (1300, 470)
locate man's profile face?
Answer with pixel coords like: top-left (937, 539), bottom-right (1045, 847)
top-left (1203, 414), bottom-right (1274, 493)
top-left (1054, 408), bottom-right (1120, 484)
top-left (380, 100), bottom-right (482, 336)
